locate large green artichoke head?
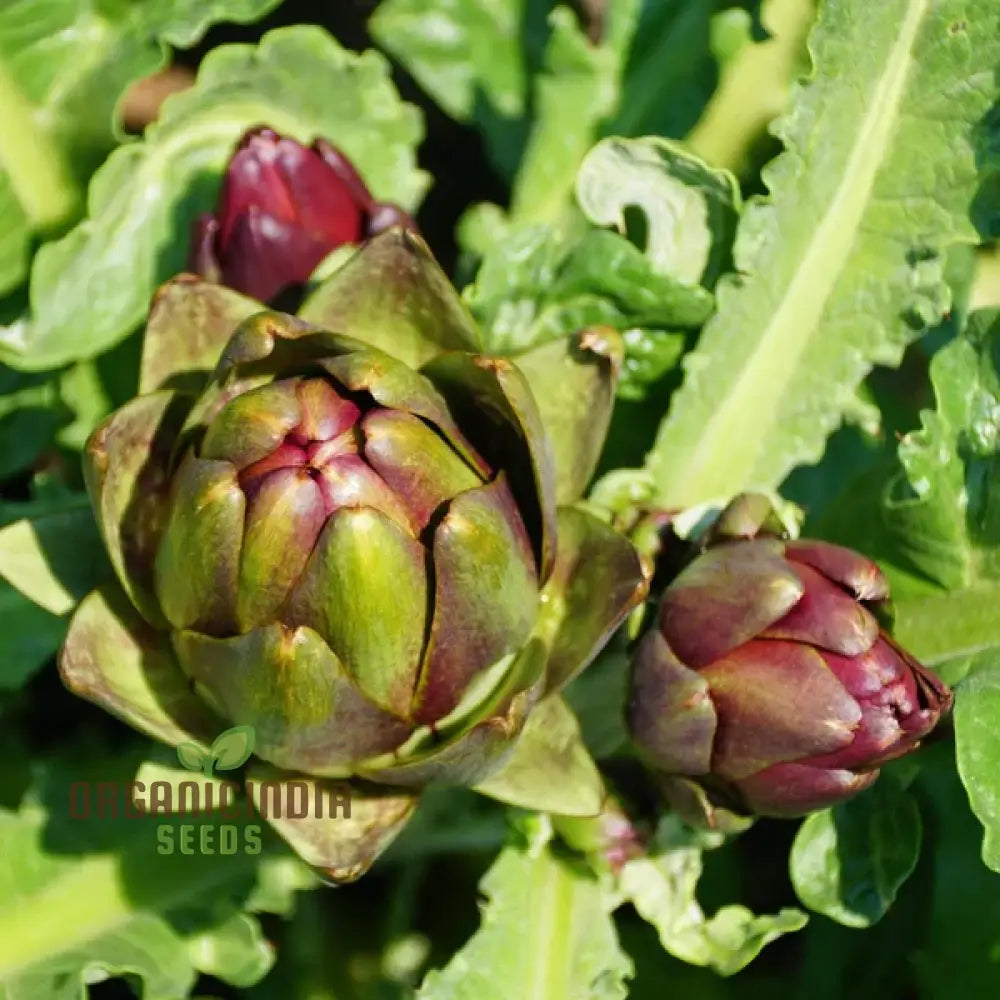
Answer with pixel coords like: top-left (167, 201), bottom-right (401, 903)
top-left (61, 230), bottom-right (649, 880)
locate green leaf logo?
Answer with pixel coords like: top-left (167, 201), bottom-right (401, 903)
top-left (176, 742), bottom-right (208, 773)
top-left (211, 725), bottom-right (256, 771)
top-left (175, 726), bottom-right (255, 776)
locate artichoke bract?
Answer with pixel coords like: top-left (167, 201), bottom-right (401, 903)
top-left (628, 494), bottom-right (952, 821)
top-left (61, 229), bottom-right (648, 880)
top-left (190, 126), bottom-right (415, 303)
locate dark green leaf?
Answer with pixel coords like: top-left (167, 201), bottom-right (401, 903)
top-left (790, 781), bottom-right (922, 927)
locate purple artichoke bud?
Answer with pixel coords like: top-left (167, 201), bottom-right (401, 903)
top-left (190, 126), bottom-right (417, 303)
top-left (627, 496), bottom-right (952, 818)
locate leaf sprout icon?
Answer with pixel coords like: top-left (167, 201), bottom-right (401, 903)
top-left (176, 725), bottom-right (256, 777)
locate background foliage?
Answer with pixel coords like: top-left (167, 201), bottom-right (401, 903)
top-left (1, 0), bottom-right (999, 997)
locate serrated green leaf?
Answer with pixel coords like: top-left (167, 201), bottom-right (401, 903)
top-left (464, 221), bottom-right (708, 400)
top-left (418, 819), bottom-right (632, 999)
top-left (0, 759), bottom-right (296, 1000)
top-left (646, 0), bottom-right (1000, 507)
top-left (0, 25), bottom-right (428, 371)
top-left (619, 817), bottom-right (806, 975)
top-left (0, 0), bottom-right (288, 294)
top-left (809, 311), bottom-right (1000, 874)
top-left (789, 782), bottom-right (922, 927)
top-left (863, 311), bottom-right (1000, 679)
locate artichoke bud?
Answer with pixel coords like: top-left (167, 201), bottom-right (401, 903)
top-left (153, 367), bottom-right (539, 734)
top-left (627, 492), bottom-right (953, 820)
top-left (65, 229), bottom-right (652, 877)
top-left (190, 126), bottom-right (417, 304)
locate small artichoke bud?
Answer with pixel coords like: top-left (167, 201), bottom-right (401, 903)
top-left (190, 126), bottom-right (417, 303)
top-left (627, 493), bottom-right (953, 819)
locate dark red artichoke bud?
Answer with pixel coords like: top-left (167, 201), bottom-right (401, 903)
top-left (191, 126), bottom-right (417, 303)
top-left (627, 495), bottom-right (952, 819)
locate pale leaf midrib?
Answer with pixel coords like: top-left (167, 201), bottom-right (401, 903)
top-left (525, 848), bottom-right (574, 1000)
top-left (656, 0), bottom-right (929, 506)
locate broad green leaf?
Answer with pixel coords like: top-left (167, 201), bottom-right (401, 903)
top-left (645, 0), bottom-right (1000, 508)
top-left (0, 165), bottom-right (31, 297)
top-left (0, 495), bottom-right (110, 689)
top-left (790, 782), bottom-right (922, 927)
top-left (575, 137), bottom-right (740, 285)
top-left (610, 3), bottom-right (761, 147)
top-left (0, 0), bottom-right (287, 294)
top-left (373, 0), bottom-right (752, 191)
top-left (418, 817), bottom-right (633, 999)
top-left (619, 817), bottom-right (807, 975)
top-left (0, 25), bottom-right (428, 371)
top-left (811, 312), bottom-right (1000, 873)
top-left (686, 0), bottom-right (816, 175)
top-left (0, 499), bottom-right (108, 615)
top-left (0, 759), bottom-right (297, 1000)
top-left (955, 665), bottom-right (1000, 873)
top-left (910, 747), bottom-right (1000, 997)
